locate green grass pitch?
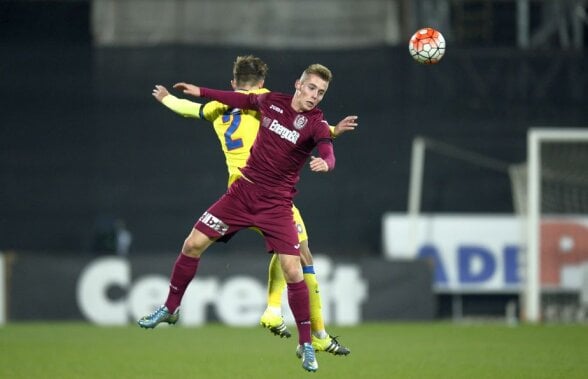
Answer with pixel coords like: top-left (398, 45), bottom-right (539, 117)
top-left (1, 322), bottom-right (587, 378)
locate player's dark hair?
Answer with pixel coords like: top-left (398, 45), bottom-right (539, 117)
top-left (233, 55), bottom-right (268, 87)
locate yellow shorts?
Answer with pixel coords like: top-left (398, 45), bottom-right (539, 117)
top-left (292, 204), bottom-right (308, 243)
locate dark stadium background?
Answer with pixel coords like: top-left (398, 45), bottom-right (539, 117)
top-left (1, 0), bottom-right (586, 260)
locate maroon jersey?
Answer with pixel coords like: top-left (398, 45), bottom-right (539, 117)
top-left (199, 89), bottom-right (333, 197)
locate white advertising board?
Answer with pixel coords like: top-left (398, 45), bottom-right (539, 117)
top-left (382, 214), bottom-right (588, 293)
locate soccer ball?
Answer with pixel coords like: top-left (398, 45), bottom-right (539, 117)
top-left (408, 27), bottom-right (446, 64)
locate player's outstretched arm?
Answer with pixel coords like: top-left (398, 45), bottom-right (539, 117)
top-left (152, 85), bottom-right (170, 102)
top-left (176, 84), bottom-right (257, 111)
top-left (153, 84), bottom-right (201, 118)
top-left (174, 82), bottom-right (201, 97)
top-left (332, 115), bottom-right (359, 137)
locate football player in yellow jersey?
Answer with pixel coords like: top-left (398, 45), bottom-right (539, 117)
top-left (152, 55), bottom-right (357, 356)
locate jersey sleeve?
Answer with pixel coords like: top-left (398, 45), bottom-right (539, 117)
top-left (329, 125), bottom-right (336, 138)
top-left (200, 101), bottom-right (230, 122)
top-left (316, 119), bottom-right (334, 143)
top-left (161, 95), bottom-right (202, 118)
top-left (200, 88), bottom-right (261, 111)
top-left (161, 95), bottom-right (229, 122)
top-left (317, 140), bottom-right (335, 170)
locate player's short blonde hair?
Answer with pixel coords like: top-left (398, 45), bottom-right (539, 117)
top-left (233, 55), bottom-right (268, 87)
top-left (301, 64), bottom-right (332, 83)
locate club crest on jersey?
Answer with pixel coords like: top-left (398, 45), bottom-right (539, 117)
top-left (293, 115), bottom-right (307, 130)
top-left (199, 211), bottom-right (229, 235)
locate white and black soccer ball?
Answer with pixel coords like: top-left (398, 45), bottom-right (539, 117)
top-left (408, 27), bottom-right (446, 64)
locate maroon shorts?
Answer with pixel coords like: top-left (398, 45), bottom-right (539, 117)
top-left (194, 178), bottom-right (300, 255)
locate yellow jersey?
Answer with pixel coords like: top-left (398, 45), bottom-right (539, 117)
top-left (162, 88), bottom-right (269, 186)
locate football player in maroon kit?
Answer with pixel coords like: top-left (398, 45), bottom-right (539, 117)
top-left (138, 64), bottom-right (341, 373)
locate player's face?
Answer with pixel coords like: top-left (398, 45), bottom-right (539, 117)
top-left (293, 74), bottom-right (329, 112)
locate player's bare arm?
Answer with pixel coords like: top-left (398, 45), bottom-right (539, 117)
top-left (174, 82), bottom-right (201, 97)
top-left (152, 85), bottom-right (170, 102)
top-left (153, 84), bottom-right (202, 118)
top-left (333, 115), bottom-right (358, 137)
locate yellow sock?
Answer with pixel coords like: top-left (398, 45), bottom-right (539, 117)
top-left (303, 266), bottom-right (325, 334)
top-left (267, 253), bottom-right (286, 308)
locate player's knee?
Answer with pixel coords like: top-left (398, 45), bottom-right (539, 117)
top-left (280, 257), bottom-right (303, 282)
top-left (182, 233), bottom-right (207, 257)
top-left (282, 268), bottom-right (302, 283)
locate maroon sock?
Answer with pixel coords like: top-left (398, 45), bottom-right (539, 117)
top-left (287, 280), bottom-right (311, 345)
top-left (164, 253), bottom-right (200, 313)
